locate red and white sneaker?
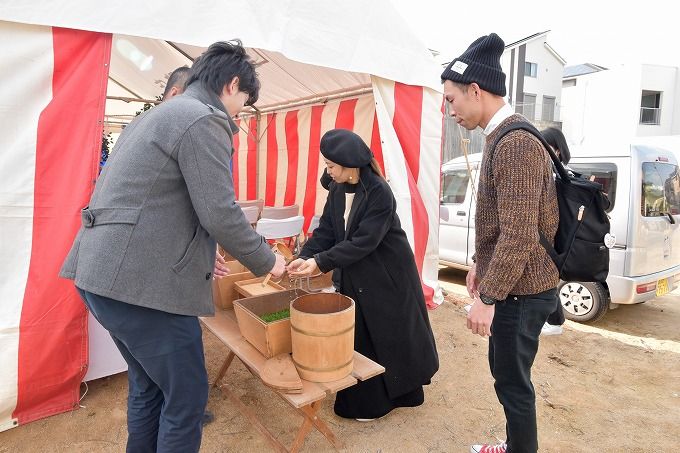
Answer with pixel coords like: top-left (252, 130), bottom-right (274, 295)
top-left (470, 443), bottom-right (507, 453)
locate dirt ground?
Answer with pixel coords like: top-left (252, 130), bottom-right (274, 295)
top-left (2, 269), bottom-right (680, 452)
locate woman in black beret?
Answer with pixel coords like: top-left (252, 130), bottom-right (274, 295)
top-left (288, 128), bottom-right (439, 421)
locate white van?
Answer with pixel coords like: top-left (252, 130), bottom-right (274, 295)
top-left (439, 136), bottom-right (680, 322)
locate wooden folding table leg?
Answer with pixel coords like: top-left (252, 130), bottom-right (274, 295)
top-left (299, 401), bottom-right (344, 450)
top-left (290, 400), bottom-right (345, 452)
top-left (220, 384), bottom-right (288, 453)
top-left (212, 351), bottom-right (235, 389)
top-left (289, 401), bottom-right (317, 453)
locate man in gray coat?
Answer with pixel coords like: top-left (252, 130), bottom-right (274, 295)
top-left (60, 40), bottom-right (285, 453)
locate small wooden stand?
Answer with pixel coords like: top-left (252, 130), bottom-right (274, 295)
top-left (201, 310), bottom-right (385, 452)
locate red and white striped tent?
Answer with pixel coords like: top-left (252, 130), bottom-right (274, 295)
top-left (0, 0), bottom-right (444, 430)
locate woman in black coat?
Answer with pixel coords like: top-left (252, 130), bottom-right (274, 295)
top-left (288, 129), bottom-right (438, 420)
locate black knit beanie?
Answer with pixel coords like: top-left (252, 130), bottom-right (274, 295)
top-left (320, 129), bottom-right (373, 168)
top-left (441, 33), bottom-right (506, 97)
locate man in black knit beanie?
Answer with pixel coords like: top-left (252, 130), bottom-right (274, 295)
top-left (442, 33), bottom-right (559, 453)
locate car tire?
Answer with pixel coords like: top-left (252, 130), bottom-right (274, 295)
top-left (557, 281), bottom-right (610, 323)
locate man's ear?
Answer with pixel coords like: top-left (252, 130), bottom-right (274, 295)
top-left (470, 82), bottom-right (481, 100)
top-left (227, 76), bottom-right (240, 95)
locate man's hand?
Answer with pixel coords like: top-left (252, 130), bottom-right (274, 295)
top-left (466, 298), bottom-right (494, 337)
top-left (269, 253), bottom-right (286, 278)
top-left (287, 258), bottom-right (319, 277)
top-left (213, 250), bottom-right (230, 279)
top-left (466, 263), bottom-right (479, 298)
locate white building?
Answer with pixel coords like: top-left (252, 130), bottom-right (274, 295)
top-left (561, 63), bottom-right (680, 147)
top-left (443, 31), bottom-right (566, 160)
top-left (502, 30), bottom-right (566, 123)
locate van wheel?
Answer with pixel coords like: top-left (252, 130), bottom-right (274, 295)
top-left (558, 281), bottom-right (610, 323)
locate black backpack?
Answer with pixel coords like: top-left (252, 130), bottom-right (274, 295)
top-left (491, 121), bottom-right (611, 282)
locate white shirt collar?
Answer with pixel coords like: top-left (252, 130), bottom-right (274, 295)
top-left (482, 103), bottom-right (515, 136)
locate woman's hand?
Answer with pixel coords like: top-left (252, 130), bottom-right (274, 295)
top-left (287, 258), bottom-right (319, 277)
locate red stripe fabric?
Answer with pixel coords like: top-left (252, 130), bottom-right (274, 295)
top-left (370, 111), bottom-right (385, 174)
top-left (283, 110), bottom-right (299, 206)
top-left (392, 83), bottom-right (435, 307)
top-left (335, 98), bottom-right (358, 130)
top-left (246, 117), bottom-right (257, 200)
top-left (302, 105), bottom-right (325, 232)
top-left (393, 82), bottom-right (423, 181)
top-left (14, 28), bottom-right (111, 424)
top-left (265, 113), bottom-right (278, 206)
top-left (232, 119), bottom-right (240, 199)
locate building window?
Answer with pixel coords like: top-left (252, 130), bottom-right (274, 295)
top-left (563, 79), bottom-right (577, 88)
top-left (525, 62), bottom-right (538, 78)
top-left (640, 90), bottom-right (661, 125)
top-left (542, 96), bottom-right (556, 121)
top-left (516, 93), bottom-right (536, 120)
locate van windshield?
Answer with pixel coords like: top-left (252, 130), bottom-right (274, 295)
top-left (441, 169), bottom-right (469, 204)
top-left (641, 162), bottom-right (680, 217)
top-left (568, 163), bottom-right (617, 212)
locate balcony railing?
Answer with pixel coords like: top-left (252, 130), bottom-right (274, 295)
top-left (640, 107), bottom-right (661, 125)
top-left (513, 102), bottom-right (560, 122)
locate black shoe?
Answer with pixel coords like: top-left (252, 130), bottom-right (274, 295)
top-left (202, 410), bottom-right (215, 426)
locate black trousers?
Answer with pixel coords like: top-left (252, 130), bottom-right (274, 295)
top-left (77, 288), bottom-right (209, 453)
top-left (488, 288), bottom-right (557, 453)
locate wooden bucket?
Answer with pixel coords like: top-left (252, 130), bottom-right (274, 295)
top-left (290, 293), bottom-right (355, 382)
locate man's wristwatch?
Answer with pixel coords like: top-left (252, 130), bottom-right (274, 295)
top-left (479, 294), bottom-right (498, 306)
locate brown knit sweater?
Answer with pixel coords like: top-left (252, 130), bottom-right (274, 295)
top-left (475, 114), bottom-right (559, 301)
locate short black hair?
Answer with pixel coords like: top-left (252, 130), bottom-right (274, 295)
top-left (185, 40), bottom-right (260, 106)
top-left (162, 66), bottom-right (191, 99)
top-left (542, 127), bottom-right (571, 164)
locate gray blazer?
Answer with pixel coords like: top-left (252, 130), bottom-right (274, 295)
top-left (60, 84), bottom-right (274, 316)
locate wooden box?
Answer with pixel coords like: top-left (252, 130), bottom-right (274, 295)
top-left (212, 261), bottom-right (254, 310)
top-left (233, 289), bottom-right (306, 358)
top-left (234, 277), bottom-right (285, 298)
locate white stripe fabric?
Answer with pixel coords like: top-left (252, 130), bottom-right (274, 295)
top-left (0, 22), bottom-right (54, 431)
top-left (370, 78), bottom-right (416, 248)
top-left (419, 87), bottom-right (445, 304)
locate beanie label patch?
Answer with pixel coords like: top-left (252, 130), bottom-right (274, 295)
top-left (452, 61), bottom-right (468, 74)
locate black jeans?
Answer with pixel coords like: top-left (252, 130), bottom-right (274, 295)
top-left (77, 288), bottom-right (208, 453)
top-left (489, 288), bottom-right (557, 453)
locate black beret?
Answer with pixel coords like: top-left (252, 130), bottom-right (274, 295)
top-left (320, 129), bottom-right (372, 168)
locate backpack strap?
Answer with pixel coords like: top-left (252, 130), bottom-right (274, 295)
top-left (489, 120), bottom-right (565, 264)
top-left (490, 120), bottom-right (569, 181)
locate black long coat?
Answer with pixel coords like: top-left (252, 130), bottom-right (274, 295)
top-left (300, 167), bottom-right (439, 398)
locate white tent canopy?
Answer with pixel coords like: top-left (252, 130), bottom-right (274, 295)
top-left (0, 0), bottom-right (443, 92)
top-left (0, 0), bottom-right (444, 430)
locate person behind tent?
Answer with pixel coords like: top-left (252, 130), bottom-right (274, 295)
top-left (442, 33), bottom-right (559, 453)
top-left (162, 66), bottom-right (191, 101)
top-left (60, 40), bottom-right (285, 453)
top-left (287, 128), bottom-right (439, 421)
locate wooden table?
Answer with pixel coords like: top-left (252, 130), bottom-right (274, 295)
top-left (200, 309), bottom-right (385, 452)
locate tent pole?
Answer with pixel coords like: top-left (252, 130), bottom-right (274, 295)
top-left (107, 96), bottom-right (161, 105)
top-left (239, 85), bottom-right (373, 117)
top-left (255, 109), bottom-right (262, 200)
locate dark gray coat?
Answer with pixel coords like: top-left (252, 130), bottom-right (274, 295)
top-left (60, 84), bottom-right (274, 316)
top-left (301, 167), bottom-right (439, 398)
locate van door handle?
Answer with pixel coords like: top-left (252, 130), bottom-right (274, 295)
top-left (664, 212), bottom-right (676, 224)
top-left (457, 211), bottom-right (466, 216)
